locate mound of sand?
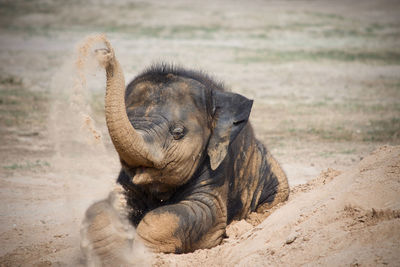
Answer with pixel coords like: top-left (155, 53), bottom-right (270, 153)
top-left (154, 145), bottom-right (400, 266)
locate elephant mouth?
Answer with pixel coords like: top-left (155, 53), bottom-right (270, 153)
top-left (128, 165), bottom-right (175, 191)
top-left (122, 162), bottom-right (181, 202)
top-left (131, 168), bottom-right (176, 202)
top-left (131, 166), bottom-right (162, 184)
top-left (145, 182), bottom-right (176, 202)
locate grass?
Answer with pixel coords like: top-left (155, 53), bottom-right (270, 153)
top-left (312, 23), bottom-right (398, 39)
top-left (271, 90), bottom-right (400, 144)
top-left (295, 101), bottom-right (400, 113)
top-left (308, 127), bottom-right (353, 141)
top-left (3, 160), bottom-right (50, 170)
top-left (0, 0), bottom-right (59, 16)
top-left (98, 24), bottom-right (225, 39)
top-left (282, 117), bottom-right (400, 144)
top-left (340, 149), bottom-right (357, 154)
top-left (0, 76), bottom-right (22, 85)
top-left (235, 50), bottom-right (400, 65)
top-left (261, 23), bottom-right (327, 32)
top-left (306, 11), bottom-right (346, 21)
top-left (0, 75), bottom-right (48, 127)
top-left (362, 118), bottom-right (400, 142)
top-left (318, 151), bottom-right (336, 158)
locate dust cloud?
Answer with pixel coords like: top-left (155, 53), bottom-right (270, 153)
top-left (48, 34), bottom-right (115, 217)
top-left (48, 35), bottom-right (151, 266)
top-left (49, 34), bottom-right (109, 168)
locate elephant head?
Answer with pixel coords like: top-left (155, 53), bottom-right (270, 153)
top-left (95, 44), bottom-right (253, 198)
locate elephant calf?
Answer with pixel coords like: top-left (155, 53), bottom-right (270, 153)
top-left (82, 39), bottom-right (289, 259)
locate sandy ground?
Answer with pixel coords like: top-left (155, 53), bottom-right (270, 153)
top-left (0, 0), bottom-right (399, 266)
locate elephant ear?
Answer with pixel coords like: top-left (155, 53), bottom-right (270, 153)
top-left (207, 90), bottom-right (253, 170)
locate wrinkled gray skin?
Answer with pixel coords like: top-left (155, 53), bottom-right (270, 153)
top-left (82, 43), bottom-right (289, 262)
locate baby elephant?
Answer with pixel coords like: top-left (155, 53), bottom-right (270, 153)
top-left (82, 38), bottom-right (289, 260)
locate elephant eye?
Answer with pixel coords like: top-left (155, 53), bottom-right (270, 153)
top-left (170, 125), bottom-right (185, 140)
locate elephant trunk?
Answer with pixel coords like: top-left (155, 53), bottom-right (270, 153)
top-left (96, 43), bottom-right (164, 168)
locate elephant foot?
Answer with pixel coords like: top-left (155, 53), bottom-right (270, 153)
top-left (81, 187), bottom-right (150, 266)
top-left (81, 200), bottom-right (133, 266)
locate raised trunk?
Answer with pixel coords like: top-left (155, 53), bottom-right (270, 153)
top-left (104, 55), bottom-right (163, 168)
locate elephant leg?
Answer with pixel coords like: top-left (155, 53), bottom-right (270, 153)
top-left (267, 152), bottom-right (289, 204)
top-left (81, 185), bottom-right (137, 266)
top-left (136, 192), bottom-right (227, 253)
top-left (256, 151), bottom-right (290, 212)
